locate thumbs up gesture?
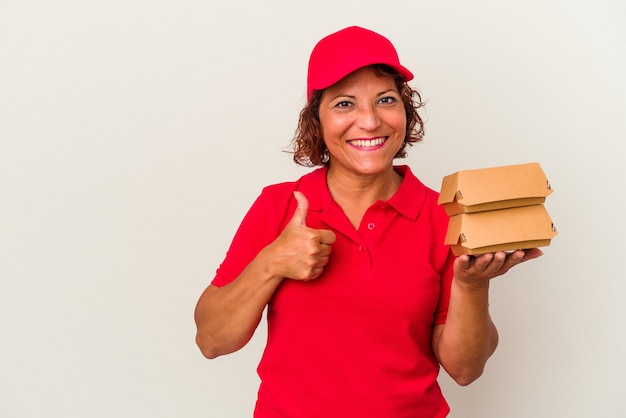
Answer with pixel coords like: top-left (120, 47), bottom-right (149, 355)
top-left (264, 191), bottom-right (336, 282)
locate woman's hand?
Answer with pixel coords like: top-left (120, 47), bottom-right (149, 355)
top-left (453, 248), bottom-right (544, 290)
top-left (261, 191), bottom-right (336, 281)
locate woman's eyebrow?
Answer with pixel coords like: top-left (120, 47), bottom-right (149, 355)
top-left (328, 93), bottom-right (356, 101)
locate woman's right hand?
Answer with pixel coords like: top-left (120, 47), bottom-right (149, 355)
top-left (262, 191), bottom-right (336, 282)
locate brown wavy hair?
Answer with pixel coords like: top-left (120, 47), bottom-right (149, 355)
top-left (290, 64), bottom-right (425, 167)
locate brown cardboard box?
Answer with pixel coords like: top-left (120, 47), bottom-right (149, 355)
top-left (437, 162), bottom-right (553, 216)
top-left (443, 204), bottom-right (558, 256)
top-left (438, 162), bottom-right (557, 256)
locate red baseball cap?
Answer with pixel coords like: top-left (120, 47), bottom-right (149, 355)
top-left (307, 26), bottom-right (414, 100)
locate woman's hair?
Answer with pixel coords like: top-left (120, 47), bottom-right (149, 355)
top-left (290, 64), bottom-right (426, 167)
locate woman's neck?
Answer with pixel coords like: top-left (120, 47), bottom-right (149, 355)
top-left (326, 165), bottom-right (403, 228)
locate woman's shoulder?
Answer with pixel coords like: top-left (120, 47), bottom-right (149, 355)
top-left (260, 167), bottom-right (326, 197)
top-left (243, 168), bottom-right (326, 228)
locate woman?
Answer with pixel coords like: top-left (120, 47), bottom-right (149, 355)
top-left (194, 26), bottom-right (542, 417)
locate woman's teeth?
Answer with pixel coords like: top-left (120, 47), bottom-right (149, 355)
top-left (349, 137), bottom-right (386, 147)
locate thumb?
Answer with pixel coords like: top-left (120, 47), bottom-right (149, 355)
top-left (290, 191), bottom-right (309, 226)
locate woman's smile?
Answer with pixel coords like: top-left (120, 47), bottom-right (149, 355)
top-left (347, 136), bottom-right (387, 150)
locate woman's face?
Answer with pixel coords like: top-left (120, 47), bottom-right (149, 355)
top-left (318, 66), bottom-right (406, 177)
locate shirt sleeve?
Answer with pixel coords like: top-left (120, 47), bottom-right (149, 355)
top-left (211, 183), bottom-right (295, 288)
top-left (429, 191), bottom-right (456, 325)
top-left (433, 249), bottom-right (455, 324)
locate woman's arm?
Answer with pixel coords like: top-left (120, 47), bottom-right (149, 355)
top-left (194, 254), bottom-right (284, 359)
top-left (432, 248), bottom-right (543, 386)
top-left (194, 192), bottom-right (336, 359)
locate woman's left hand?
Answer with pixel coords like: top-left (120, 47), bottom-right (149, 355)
top-left (453, 248), bottom-right (544, 290)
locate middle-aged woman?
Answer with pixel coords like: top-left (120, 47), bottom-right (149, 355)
top-left (195, 26), bottom-right (543, 417)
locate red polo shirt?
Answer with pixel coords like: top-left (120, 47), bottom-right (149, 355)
top-left (213, 165), bottom-right (454, 417)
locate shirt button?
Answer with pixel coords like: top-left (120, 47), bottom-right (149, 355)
top-left (358, 246), bottom-right (364, 252)
top-left (367, 223), bottom-right (375, 230)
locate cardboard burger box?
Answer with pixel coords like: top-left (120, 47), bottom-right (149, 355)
top-left (443, 204), bottom-right (558, 256)
top-left (438, 162), bottom-right (552, 216)
top-left (438, 162), bottom-right (557, 256)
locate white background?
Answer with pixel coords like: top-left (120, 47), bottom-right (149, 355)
top-left (2, 1), bottom-right (625, 417)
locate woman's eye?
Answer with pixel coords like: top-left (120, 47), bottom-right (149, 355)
top-left (335, 101), bottom-right (352, 108)
top-left (378, 96), bottom-right (397, 104)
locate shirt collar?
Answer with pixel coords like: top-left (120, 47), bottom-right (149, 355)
top-left (298, 166), bottom-right (331, 212)
top-left (298, 165), bottom-right (426, 220)
top-left (387, 165), bottom-right (426, 220)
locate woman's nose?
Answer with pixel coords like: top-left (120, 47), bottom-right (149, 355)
top-left (356, 105), bottom-right (381, 131)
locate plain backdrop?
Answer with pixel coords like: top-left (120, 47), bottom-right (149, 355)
top-left (2, 1), bottom-right (625, 417)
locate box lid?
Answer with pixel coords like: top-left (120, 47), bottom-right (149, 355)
top-left (444, 204), bottom-right (558, 255)
top-left (438, 162), bottom-right (553, 215)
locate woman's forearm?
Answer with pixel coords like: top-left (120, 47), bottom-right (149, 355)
top-left (194, 253), bottom-right (284, 359)
top-left (433, 279), bottom-right (499, 386)
top-left (434, 250), bottom-right (542, 385)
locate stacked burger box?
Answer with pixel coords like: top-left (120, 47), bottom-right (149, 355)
top-left (438, 162), bottom-right (557, 256)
